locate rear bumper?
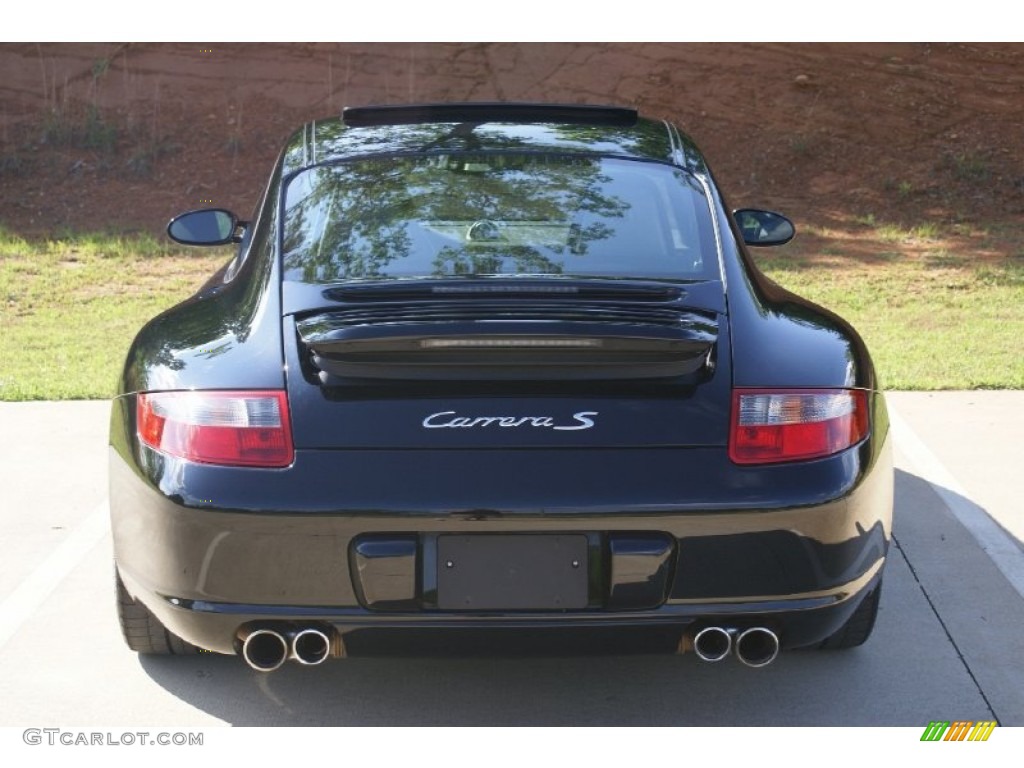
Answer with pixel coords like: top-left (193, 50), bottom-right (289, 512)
top-left (109, 398), bottom-right (893, 656)
top-left (117, 562), bottom-right (885, 656)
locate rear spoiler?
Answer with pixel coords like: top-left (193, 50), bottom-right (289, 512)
top-left (296, 308), bottom-right (717, 382)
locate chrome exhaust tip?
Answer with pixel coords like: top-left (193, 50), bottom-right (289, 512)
top-left (241, 629), bottom-right (289, 672)
top-left (735, 627), bottom-right (780, 668)
top-left (292, 628), bottom-right (331, 666)
top-left (693, 626), bottom-right (732, 662)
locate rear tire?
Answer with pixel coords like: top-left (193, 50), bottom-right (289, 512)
top-left (819, 581), bottom-right (882, 650)
top-left (115, 567), bottom-right (201, 655)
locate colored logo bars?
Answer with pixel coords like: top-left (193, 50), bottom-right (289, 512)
top-left (920, 721), bottom-right (997, 741)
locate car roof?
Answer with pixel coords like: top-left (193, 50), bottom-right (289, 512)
top-left (280, 103), bottom-right (710, 177)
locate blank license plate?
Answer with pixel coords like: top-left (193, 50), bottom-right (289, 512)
top-left (437, 535), bottom-right (588, 610)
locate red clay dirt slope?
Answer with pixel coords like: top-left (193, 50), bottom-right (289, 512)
top-left (0, 42), bottom-right (1022, 238)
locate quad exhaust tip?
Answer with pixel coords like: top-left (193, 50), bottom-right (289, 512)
top-left (693, 626), bottom-right (732, 662)
top-left (240, 626), bottom-right (337, 671)
top-left (241, 629), bottom-right (289, 672)
top-left (691, 625), bottom-right (780, 667)
top-left (292, 628), bottom-right (331, 666)
top-left (735, 627), bottom-right (780, 668)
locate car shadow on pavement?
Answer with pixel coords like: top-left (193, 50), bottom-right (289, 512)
top-left (889, 468), bottom-right (1024, 725)
top-left (138, 645), bottom-right (893, 726)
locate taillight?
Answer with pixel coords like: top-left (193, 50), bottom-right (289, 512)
top-left (729, 389), bottom-right (868, 465)
top-left (137, 390), bottom-right (293, 468)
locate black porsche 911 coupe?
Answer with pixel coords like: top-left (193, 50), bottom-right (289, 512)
top-left (109, 103), bottom-right (893, 671)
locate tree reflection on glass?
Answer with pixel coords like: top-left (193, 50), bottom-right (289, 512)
top-left (282, 139), bottom-right (719, 285)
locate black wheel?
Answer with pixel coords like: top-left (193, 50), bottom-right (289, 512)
top-left (819, 581), bottom-right (882, 650)
top-left (115, 567), bottom-right (200, 655)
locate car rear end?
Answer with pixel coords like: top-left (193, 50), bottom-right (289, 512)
top-left (110, 107), bottom-right (891, 670)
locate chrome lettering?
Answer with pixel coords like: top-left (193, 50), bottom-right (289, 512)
top-left (552, 411), bottom-right (598, 431)
top-left (422, 410), bottom-right (597, 430)
top-left (422, 411), bottom-right (458, 428)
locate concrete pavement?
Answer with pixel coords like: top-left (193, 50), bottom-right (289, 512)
top-left (887, 391), bottom-right (1024, 546)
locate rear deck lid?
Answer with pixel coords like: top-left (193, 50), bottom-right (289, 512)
top-left (284, 280), bottom-right (731, 450)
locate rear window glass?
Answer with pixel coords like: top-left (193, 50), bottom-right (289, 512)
top-left (282, 154), bottom-right (719, 283)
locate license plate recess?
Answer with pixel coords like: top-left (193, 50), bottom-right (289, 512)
top-left (437, 535), bottom-right (588, 610)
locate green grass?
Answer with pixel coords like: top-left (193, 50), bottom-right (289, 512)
top-left (0, 228), bottom-right (227, 400)
top-left (0, 223), bottom-right (1022, 399)
top-left (756, 227), bottom-right (1024, 390)
top-left (875, 221), bottom-right (943, 243)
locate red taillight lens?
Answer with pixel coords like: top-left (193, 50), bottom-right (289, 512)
top-left (137, 390), bottom-right (293, 468)
top-left (729, 389), bottom-right (868, 465)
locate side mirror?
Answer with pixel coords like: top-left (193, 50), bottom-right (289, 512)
top-left (167, 208), bottom-right (242, 246)
top-left (733, 209), bottom-right (795, 247)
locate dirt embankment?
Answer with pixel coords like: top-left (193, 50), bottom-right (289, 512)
top-left (1, 42), bottom-right (1022, 238)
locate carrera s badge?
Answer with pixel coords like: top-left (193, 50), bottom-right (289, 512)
top-left (422, 411), bottom-right (598, 431)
